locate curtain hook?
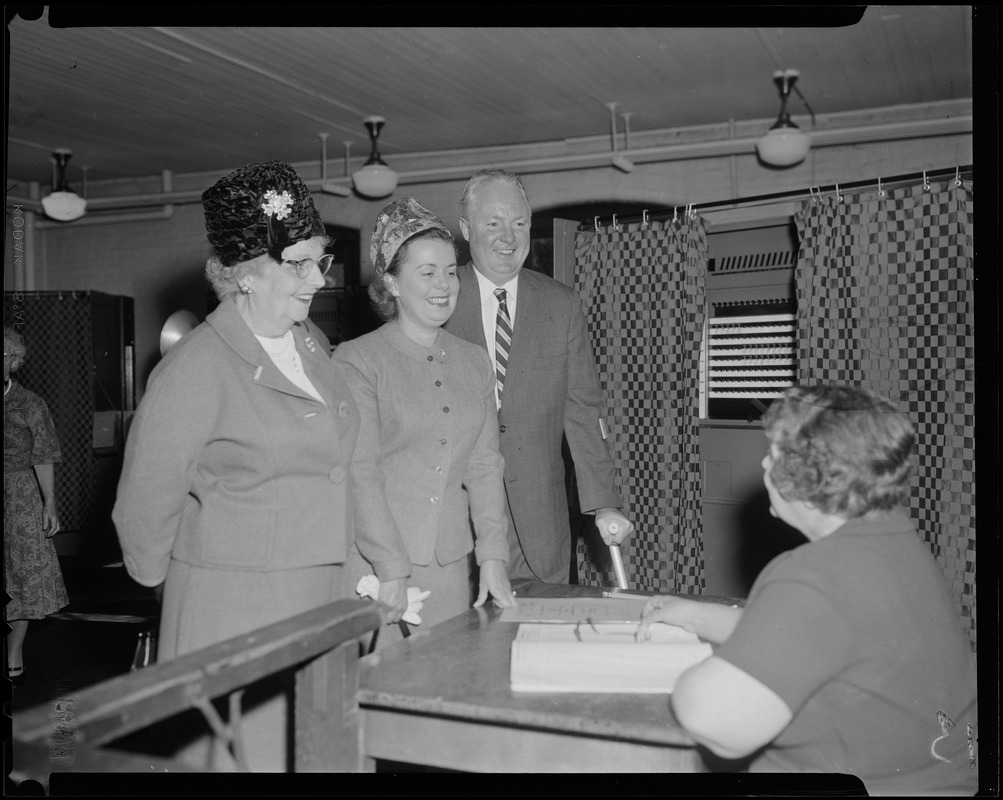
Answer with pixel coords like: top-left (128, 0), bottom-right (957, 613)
top-left (594, 216), bottom-right (600, 232)
top-left (877, 177), bottom-right (885, 198)
top-left (642, 209), bottom-right (649, 229)
top-left (612, 213), bottom-right (619, 231)
top-left (922, 170), bottom-right (931, 191)
top-left (954, 166), bottom-right (963, 188)
top-left (672, 207), bottom-right (678, 223)
top-left (834, 184), bottom-right (843, 203)
top-left (688, 203), bottom-right (697, 219)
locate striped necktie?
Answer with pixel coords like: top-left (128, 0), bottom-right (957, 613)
top-left (494, 288), bottom-right (512, 403)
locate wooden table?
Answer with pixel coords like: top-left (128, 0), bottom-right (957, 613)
top-left (357, 582), bottom-right (711, 773)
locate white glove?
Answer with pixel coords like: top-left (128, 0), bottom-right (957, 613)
top-left (355, 574), bottom-right (431, 626)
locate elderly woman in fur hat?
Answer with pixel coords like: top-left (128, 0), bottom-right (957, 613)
top-left (333, 197), bottom-right (515, 652)
top-left (114, 161), bottom-right (360, 771)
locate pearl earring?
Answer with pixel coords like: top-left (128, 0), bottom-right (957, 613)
top-left (239, 283), bottom-right (254, 295)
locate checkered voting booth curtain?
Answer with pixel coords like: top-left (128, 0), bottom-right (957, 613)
top-left (794, 177), bottom-right (977, 649)
top-left (574, 216), bottom-right (707, 594)
top-left (4, 292), bottom-right (97, 533)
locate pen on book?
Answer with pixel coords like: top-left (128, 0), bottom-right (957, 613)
top-left (602, 591), bottom-right (650, 600)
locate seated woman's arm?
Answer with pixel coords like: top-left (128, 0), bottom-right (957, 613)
top-left (672, 655), bottom-right (793, 759)
top-left (638, 596), bottom-right (743, 644)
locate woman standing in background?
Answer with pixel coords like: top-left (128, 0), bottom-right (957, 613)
top-left (4, 325), bottom-right (67, 688)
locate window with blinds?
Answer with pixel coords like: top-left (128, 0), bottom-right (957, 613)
top-left (703, 304), bottom-right (796, 419)
top-left (700, 223), bottom-right (798, 421)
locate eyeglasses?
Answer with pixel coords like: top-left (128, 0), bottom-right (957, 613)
top-left (280, 254), bottom-right (335, 279)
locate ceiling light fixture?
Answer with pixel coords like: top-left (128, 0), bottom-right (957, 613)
top-left (317, 133), bottom-right (351, 197)
top-left (755, 69), bottom-right (814, 168)
top-left (351, 116), bottom-right (399, 199)
top-left (40, 148), bottom-right (88, 221)
top-left (606, 102), bottom-right (635, 173)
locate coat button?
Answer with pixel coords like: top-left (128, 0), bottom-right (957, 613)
top-left (499, 424), bottom-right (507, 433)
top-left (329, 467), bottom-right (346, 483)
top-left (427, 355), bottom-right (434, 362)
top-left (430, 496), bottom-right (439, 504)
top-left (337, 402), bottom-right (350, 418)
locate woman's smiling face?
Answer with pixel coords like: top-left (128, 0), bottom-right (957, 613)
top-left (244, 235), bottom-right (328, 336)
top-left (387, 237), bottom-right (459, 338)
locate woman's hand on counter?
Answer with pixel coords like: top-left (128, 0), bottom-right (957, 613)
top-left (636, 595), bottom-right (743, 644)
top-left (474, 559), bottom-right (517, 609)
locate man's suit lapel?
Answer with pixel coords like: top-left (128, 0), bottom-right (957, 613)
top-left (453, 263), bottom-right (487, 349)
top-left (506, 270), bottom-right (538, 378)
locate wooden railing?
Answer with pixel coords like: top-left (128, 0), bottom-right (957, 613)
top-left (9, 599), bottom-right (383, 786)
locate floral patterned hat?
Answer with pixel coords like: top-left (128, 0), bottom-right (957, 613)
top-left (202, 161), bottom-right (325, 267)
top-left (370, 197), bottom-right (452, 276)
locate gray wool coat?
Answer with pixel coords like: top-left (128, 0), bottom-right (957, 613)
top-left (332, 322), bottom-right (510, 583)
top-left (114, 299), bottom-right (360, 662)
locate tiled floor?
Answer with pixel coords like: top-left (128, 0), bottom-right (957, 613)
top-left (6, 556), bottom-right (162, 791)
top-left (7, 557), bottom-right (160, 713)
top-left (7, 557), bottom-right (160, 715)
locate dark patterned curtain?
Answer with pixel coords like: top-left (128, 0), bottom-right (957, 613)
top-left (574, 216), bottom-right (707, 594)
top-left (4, 292), bottom-right (96, 532)
top-left (795, 178), bottom-right (977, 649)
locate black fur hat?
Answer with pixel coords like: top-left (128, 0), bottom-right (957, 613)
top-left (202, 161), bottom-right (324, 266)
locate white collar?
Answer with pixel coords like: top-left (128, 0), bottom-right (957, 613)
top-left (472, 267), bottom-right (519, 305)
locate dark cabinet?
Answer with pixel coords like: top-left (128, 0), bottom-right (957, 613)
top-left (4, 291), bottom-right (134, 556)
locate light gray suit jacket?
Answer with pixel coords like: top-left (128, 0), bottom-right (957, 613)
top-left (443, 263), bottom-right (621, 579)
top-left (332, 322), bottom-right (510, 582)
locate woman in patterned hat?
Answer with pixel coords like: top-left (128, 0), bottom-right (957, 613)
top-left (637, 385), bottom-right (978, 795)
top-left (333, 197), bottom-right (515, 652)
top-left (113, 161), bottom-right (360, 771)
top-left (4, 325), bottom-right (68, 689)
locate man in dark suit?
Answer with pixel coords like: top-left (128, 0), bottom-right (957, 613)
top-left (443, 169), bottom-right (633, 583)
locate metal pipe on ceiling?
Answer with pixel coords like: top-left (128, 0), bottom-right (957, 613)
top-left (5, 114), bottom-right (972, 215)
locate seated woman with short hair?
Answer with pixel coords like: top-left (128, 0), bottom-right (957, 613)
top-left (638, 385), bottom-right (978, 795)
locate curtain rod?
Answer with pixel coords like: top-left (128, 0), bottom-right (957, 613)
top-left (580, 164), bottom-right (973, 230)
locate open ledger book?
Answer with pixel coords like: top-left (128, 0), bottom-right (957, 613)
top-left (510, 621), bottom-right (712, 694)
